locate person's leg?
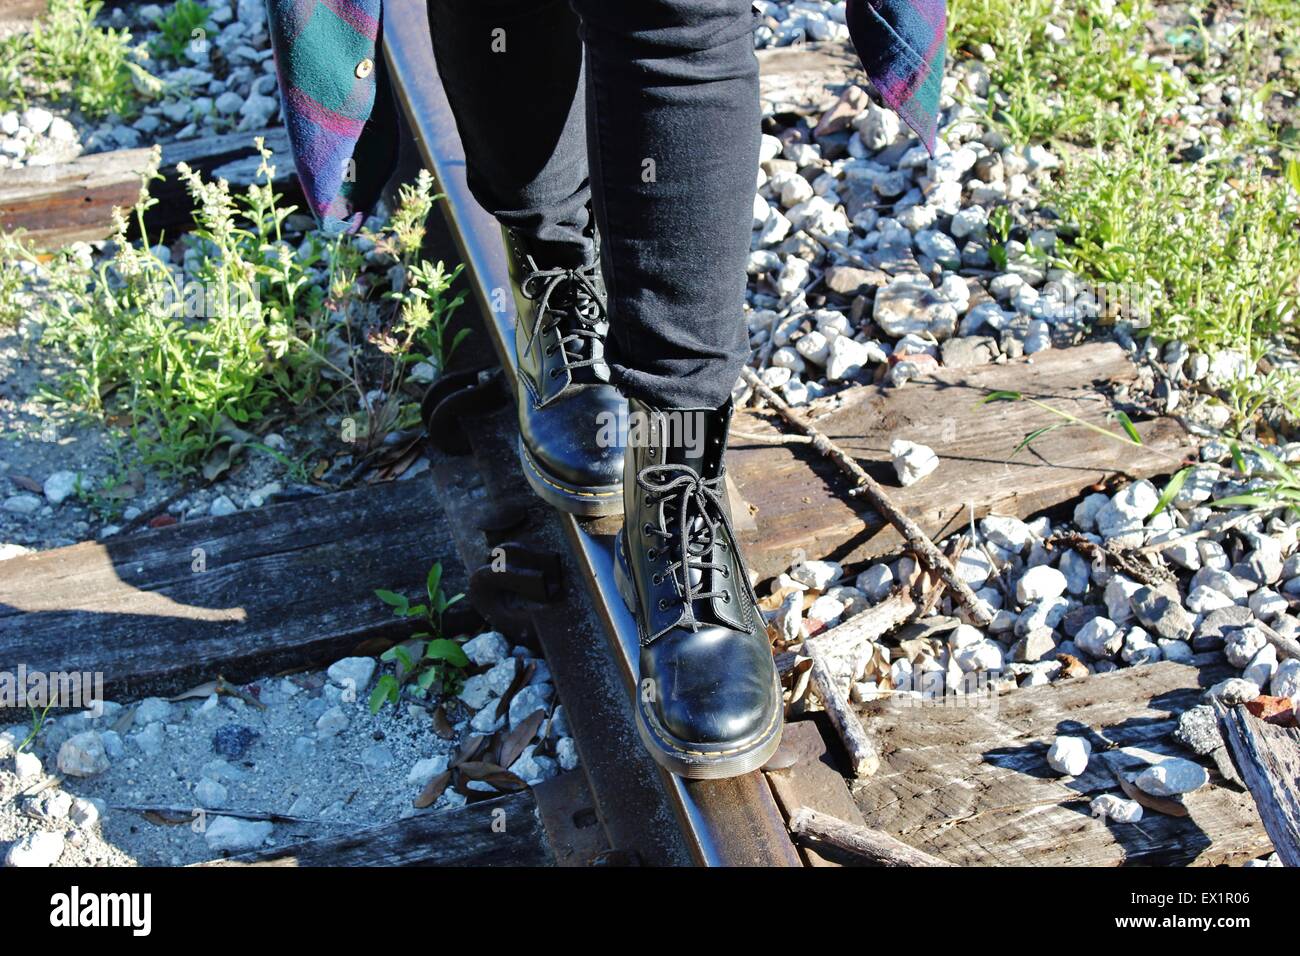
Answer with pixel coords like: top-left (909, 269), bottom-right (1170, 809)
top-left (426, 0), bottom-right (592, 265)
top-left (428, 0), bottom-right (628, 517)
top-left (569, 0), bottom-right (760, 409)
top-left (570, 1), bottom-right (781, 778)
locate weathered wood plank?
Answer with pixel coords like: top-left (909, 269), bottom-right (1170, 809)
top-left (851, 658), bottom-right (1271, 866)
top-left (0, 148), bottom-right (151, 247)
top-left (730, 342), bottom-right (1195, 580)
top-left (199, 791), bottom-right (552, 867)
top-left (0, 129), bottom-right (296, 248)
top-left (1217, 703), bottom-right (1300, 866)
top-left (0, 474), bottom-right (467, 700)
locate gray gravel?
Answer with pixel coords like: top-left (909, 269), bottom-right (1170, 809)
top-left (0, 637), bottom-right (576, 866)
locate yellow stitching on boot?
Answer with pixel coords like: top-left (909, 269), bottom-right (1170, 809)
top-left (640, 675), bottom-right (782, 759)
top-left (522, 443), bottom-right (620, 499)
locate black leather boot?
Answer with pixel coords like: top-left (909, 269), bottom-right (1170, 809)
top-left (504, 228), bottom-right (626, 516)
top-left (614, 398), bottom-right (782, 778)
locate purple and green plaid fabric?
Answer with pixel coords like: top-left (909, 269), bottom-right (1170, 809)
top-left (266, 0), bottom-right (386, 231)
top-left (266, 0), bottom-right (947, 230)
top-left (847, 0), bottom-right (947, 154)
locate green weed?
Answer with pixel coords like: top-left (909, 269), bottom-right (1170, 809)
top-left (370, 561), bottom-right (468, 712)
top-left (0, 0), bottom-right (154, 119)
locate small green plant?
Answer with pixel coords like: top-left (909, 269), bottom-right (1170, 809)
top-left (370, 561), bottom-right (468, 712)
top-left (151, 0), bottom-right (210, 61)
top-left (25, 141), bottom-right (467, 475)
top-left (986, 204), bottom-right (1013, 269)
top-left (0, 232), bottom-right (37, 328)
top-left (35, 141), bottom-right (328, 472)
top-left (981, 388), bottom-right (1152, 456)
top-left (330, 171), bottom-right (469, 452)
top-left (1161, 440), bottom-right (1300, 519)
top-left (19, 701), bottom-right (55, 753)
top-left (950, 0), bottom-right (1177, 144)
top-left (0, 0), bottom-right (154, 119)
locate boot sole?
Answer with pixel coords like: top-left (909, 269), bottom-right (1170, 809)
top-left (518, 438), bottom-right (623, 518)
top-left (615, 532), bottom-right (783, 780)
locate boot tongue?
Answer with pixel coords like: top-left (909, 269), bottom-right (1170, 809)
top-left (643, 402), bottom-right (732, 603)
top-left (658, 404), bottom-right (729, 480)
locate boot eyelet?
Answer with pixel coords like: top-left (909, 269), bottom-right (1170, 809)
top-left (646, 549), bottom-right (656, 561)
top-left (643, 522), bottom-right (653, 535)
top-left (651, 573), bottom-right (662, 585)
top-left (722, 593), bottom-right (731, 603)
top-left (658, 599), bottom-right (670, 611)
top-left (549, 369), bottom-right (559, 379)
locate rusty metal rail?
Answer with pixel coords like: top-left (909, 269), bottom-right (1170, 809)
top-left (382, 4), bottom-right (800, 867)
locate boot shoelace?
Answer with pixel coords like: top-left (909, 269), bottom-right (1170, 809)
top-left (519, 262), bottom-right (605, 375)
top-left (636, 462), bottom-right (739, 633)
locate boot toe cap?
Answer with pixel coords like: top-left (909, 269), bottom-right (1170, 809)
top-left (645, 627), bottom-right (779, 746)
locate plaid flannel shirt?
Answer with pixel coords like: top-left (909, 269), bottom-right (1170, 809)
top-left (266, 0), bottom-right (947, 232)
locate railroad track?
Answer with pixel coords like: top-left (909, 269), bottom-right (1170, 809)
top-left (4, 4), bottom-right (1262, 871)
top-left (382, 4), bottom-right (802, 868)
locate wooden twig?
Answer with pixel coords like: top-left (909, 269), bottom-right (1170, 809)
top-left (778, 587), bottom-right (919, 676)
top-left (1048, 531), bottom-right (1175, 588)
top-left (740, 367), bottom-right (992, 626)
top-left (803, 588), bottom-right (918, 662)
top-left (918, 536), bottom-right (967, 619)
top-left (730, 428), bottom-right (813, 445)
top-left (113, 804), bottom-right (326, 826)
top-left (806, 643), bottom-right (880, 777)
top-left (788, 807), bottom-right (953, 866)
top-left (1256, 620), bottom-right (1300, 663)
top-left (1214, 702), bottom-right (1300, 867)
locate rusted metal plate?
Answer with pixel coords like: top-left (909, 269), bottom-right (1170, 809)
top-left (532, 771), bottom-right (613, 867)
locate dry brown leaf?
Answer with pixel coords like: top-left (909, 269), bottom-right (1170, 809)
top-left (495, 660), bottom-right (536, 720)
top-left (367, 442), bottom-right (421, 483)
top-left (167, 680), bottom-right (220, 702)
top-left (430, 706), bottom-right (457, 740)
top-left (457, 761), bottom-right (528, 792)
top-left (1245, 696), bottom-right (1299, 727)
top-left (454, 733), bottom-right (487, 767)
top-left (1056, 654), bottom-right (1090, 680)
top-left (496, 709), bottom-right (545, 770)
top-left (11, 475), bottom-right (42, 494)
top-left (112, 706), bottom-right (136, 735)
top-left (143, 810), bottom-right (191, 826)
top-left (412, 770), bottom-right (452, 809)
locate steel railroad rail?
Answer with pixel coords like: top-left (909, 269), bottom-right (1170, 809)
top-left (382, 4), bottom-right (800, 867)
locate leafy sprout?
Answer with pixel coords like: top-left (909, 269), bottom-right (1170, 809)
top-left (370, 561), bottom-right (467, 713)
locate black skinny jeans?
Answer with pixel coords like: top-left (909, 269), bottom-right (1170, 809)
top-left (426, 0), bottom-right (759, 410)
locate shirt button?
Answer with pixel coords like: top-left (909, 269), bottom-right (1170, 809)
top-left (355, 58), bottom-right (373, 78)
